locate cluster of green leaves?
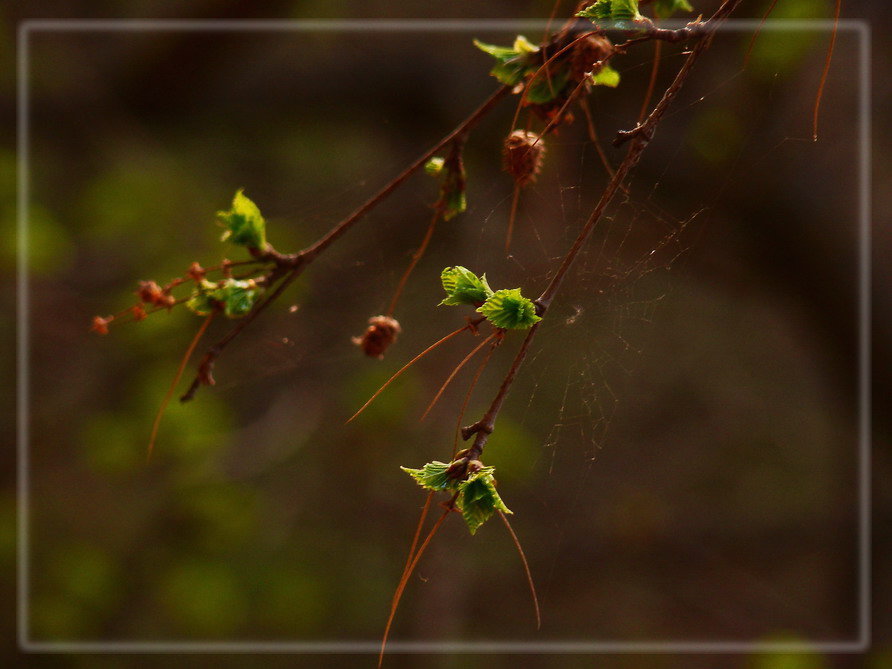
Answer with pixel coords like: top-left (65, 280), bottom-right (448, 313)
top-left (424, 154), bottom-right (467, 221)
top-left (474, 34), bottom-right (620, 99)
top-left (218, 189), bottom-right (267, 250)
top-left (186, 278), bottom-right (263, 319)
top-left (401, 461), bottom-right (512, 534)
top-left (439, 266), bottom-right (541, 330)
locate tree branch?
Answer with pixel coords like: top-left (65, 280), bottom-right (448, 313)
top-left (455, 0), bottom-right (744, 468)
top-left (180, 86), bottom-right (510, 401)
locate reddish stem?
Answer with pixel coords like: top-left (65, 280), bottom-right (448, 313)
top-left (813, 0), bottom-right (841, 141)
top-left (386, 208), bottom-right (441, 317)
top-left (147, 311), bottom-right (216, 460)
top-left (452, 340), bottom-right (498, 458)
top-left (347, 325), bottom-right (470, 424)
top-left (498, 510), bottom-right (541, 630)
top-left (378, 502), bottom-right (453, 668)
top-left (638, 39), bottom-right (662, 123)
top-left (742, 0), bottom-right (780, 68)
top-left (420, 331), bottom-right (498, 421)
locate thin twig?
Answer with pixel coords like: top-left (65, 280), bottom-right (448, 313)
top-left (638, 39), bottom-right (662, 123)
top-left (742, 0), bottom-right (780, 68)
top-left (498, 510), bottom-right (541, 630)
top-left (812, 0), bottom-right (841, 141)
top-left (453, 339), bottom-right (499, 458)
top-left (420, 331), bottom-right (499, 421)
top-left (181, 87), bottom-right (509, 401)
top-left (378, 501), bottom-right (454, 669)
top-left (386, 208), bottom-right (442, 317)
top-left (148, 310), bottom-right (216, 459)
top-left (347, 325), bottom-right (471, 424)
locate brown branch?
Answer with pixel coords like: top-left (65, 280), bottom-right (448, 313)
top-left (299, 86), bottom-right (508, 264)
top-left (180, 86), bottom-right (509, 401)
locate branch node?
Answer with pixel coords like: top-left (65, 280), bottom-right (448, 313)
top-left (613, 122), bottom-right (655, 148)
top-left (460, 420), bottom-right (492, 441)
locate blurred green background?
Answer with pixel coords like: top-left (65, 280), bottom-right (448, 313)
top-left (3, 1), bottom-right (891, 667)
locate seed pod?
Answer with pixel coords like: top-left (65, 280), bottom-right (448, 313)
top-left (352, 315), bottom-right (402, 359)
top-left (570, 34), bottom-right (614, 81)
top-left (502, 130), bottom-right (546, 187)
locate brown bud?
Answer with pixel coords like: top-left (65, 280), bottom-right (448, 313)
top-left (503, 130), bottom-right (546, 187)
top-left (571, 34), bottom-right (614, 81)
top-left (352, 315), bottom-right (401, 359)
top-left (131, 305), bottom-right (147, 321)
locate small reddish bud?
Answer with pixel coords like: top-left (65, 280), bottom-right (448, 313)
top-left (136, 280), bottom-right (164, 305)
top-left (90, 315), bottom-right (112, 335)
top-left (131, 305), bottom-right (148, 321)
top-left (503, 130), bottom-right (546, 187)
top-left (352, 315), bottom-right (401, 359)
top-left (188, 262), bottom-right (206, 283)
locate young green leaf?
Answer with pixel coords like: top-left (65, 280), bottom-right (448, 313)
top-left (439, 266), bottom-right (494, 307)
top-left (512, 35), bottom-right (539, 54)
top-left (400, 461), bottom-right (456, 491)
top-left (473, 36), bottom-right (539, 87)
top-left (456, 467), bottom-right (512, 535)
top-left (473, 39), bottom-right (519, 61)
top-left (477, 288), bottom-right (541, 329)
top-left (185, 278), bottom-right (262, 319)
top-left (185, 280), bottom-right (219, 317)
top-left (216, 279), bottom-right (261, 318)
top-left (577, 0), bottom-right (642, 24)
top-left (424, 156), bottom-right (445, 176)
top-left (218, 189), bottom-right (267, 250)
top-left (590, 64), bottom-right (621, 88)
top-left (653, 0), bottom-right (693, 19)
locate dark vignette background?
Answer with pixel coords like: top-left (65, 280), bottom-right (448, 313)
top-left (2, 1), bottom-right (890, 668)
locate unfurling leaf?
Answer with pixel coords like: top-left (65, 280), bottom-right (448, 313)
top-left (401, 461), bottom-right (455, 491)
top-left (473, 39), bottom-right (521, 61)
top-left (439, 266), bottom-right (494, 307)
top-left (512, 35), bottom-right (539, 54)
top-left (424, 156), bottom-right (445, 176)
top-left (577, 0), bottom-right (642, 24)
top-left (473, 36), bottom-right (540, 87)
top-left (477, 288), bottom-right (541, 329)
top-left (590, 63), bottom-right (621, 88)
top-left (653, 0), bottom-right (693, 19)
top-left (218, 189), bottom-right (267, 250)
top-left (401, 459), bottom-right (512, 534)
top-left (186, 278), bottom-right (262, 319)
top-left (457, 466), bottom-right (511, 535)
